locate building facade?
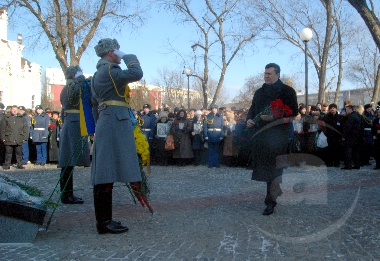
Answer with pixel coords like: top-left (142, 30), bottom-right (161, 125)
top-left (0, 8), bottom-right (41, 109)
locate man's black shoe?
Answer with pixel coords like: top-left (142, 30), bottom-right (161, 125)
top-left (17, 165), bottom-right (25, 169)
top-left (352, 166), bottom-right (360, 169)
top-left (61, 195), bottom-right (84, 204)
top-left (373, 167), bottom-right (380, 170)
top-left (341, 167), bottom-right (352, 170)
top-left (3, 166), bottom-right (10, 170)
top-left (97, 220), bottom-right (129, 234)
top-left (263, 204), bottom-right (275, 215)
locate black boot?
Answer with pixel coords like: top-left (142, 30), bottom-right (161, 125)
top-left (60, 167), bottom-right (84, 204)
top-left (263, 181), bottom-right (282, 215)
top-left (94, 184), bottom-right (128, 234)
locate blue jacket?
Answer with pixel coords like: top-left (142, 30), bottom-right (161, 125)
top-left (203, 112), bottom-right (224, 142)
top-left (30, 112), bottom-right (50, 143)
top-left (140, 111), bottom-right (156, 140)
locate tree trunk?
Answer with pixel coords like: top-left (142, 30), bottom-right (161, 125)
top-left (318, 0), bottom-right (333, 104)
top-left (372, 63), bottom-right (380, 103)
top-left (333, 10), bottom-right (343, 105)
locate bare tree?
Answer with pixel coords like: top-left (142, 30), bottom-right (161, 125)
top-left (158, 0), bottom-right (262, 108)
top-left (154, 68), bottom-right (187, 109)
top-left (255, 0), bottom-right (355, 104)
top-left (2, 0), bottom-right (146, 72)
top-left (347, 0), bottom-right (380, 51)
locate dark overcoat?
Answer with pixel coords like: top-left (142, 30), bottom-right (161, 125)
top-left (0, 113), bottom-right (28, 145)
top-left (342, 111), bottom-right (364, 145)
top-left (91, 55), bottom-right (143, 186)
top-left (246, 79), bottom-right (298, 182)
top-left (58, 76), bottom-right (91, 167)
top-left (170, 110), bottom-right (194, 159)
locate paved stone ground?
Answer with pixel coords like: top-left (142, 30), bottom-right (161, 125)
top-left (0, 157), bottom-right (380, 260)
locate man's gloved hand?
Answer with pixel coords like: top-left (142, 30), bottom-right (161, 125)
top-left (205, 137), bottom-right (208, 140)
top-left (113, 49), bottom-right (126, 59)
top-left (74, 71), bottom-right (83, 78)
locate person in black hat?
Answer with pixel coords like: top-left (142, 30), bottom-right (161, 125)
top-left (0, 105), bottom-right (28, 169)
top-left (361, 104), bottom-right (375, 166)
top-left (323, 103), bottom-right (343, 167)
top-left (203, 104), bottom-right (224, 168)
top-left (18, 106), bottom-right (31, 165)
top-left (140, 103), bottom-right (156, 162)
top-left (30, 105), bottom-right (50, 166)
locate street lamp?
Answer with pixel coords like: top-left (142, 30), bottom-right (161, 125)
top-left (300, 27), bottom-right (313, 111)
top-left (183, 67), bottom-right (192, 110)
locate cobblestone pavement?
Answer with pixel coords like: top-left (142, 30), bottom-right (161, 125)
top-left (0, 158), bottom-right (380, 260)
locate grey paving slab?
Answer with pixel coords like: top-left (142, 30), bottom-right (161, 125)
top-left (0, 161), bottom-right (379, 260)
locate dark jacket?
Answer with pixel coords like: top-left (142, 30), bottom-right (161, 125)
top-left (342, 111), bottom-right (364, 145)
top-left (246, 79), bottom-right (298, 182)
top-left (0, 112), bottom-right (28, 145)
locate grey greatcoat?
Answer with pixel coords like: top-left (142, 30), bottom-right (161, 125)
top-left (58, 76), bottom-right (91, 168)
top-left (91, 55), bottom-right (143, 186)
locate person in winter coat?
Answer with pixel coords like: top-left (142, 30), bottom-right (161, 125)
top-left (140, 103), bottom-right (156, 162)
top-left (371, 109), bottom-right (380, 169)
top-left (322, 103), bottom-right (343, 167)
top-left (0, 105), bottom-right (28, 169)
top-left (246, 63), bottom-right (298, 216)
top-left (341, 105), bottom-right (364, 169)
top-left (170, 109), bottom-right (194, 166)
top-left (203, 104), bottom-right (224, 168)
top-left (222, 112), bottom-right (237, 166)
top-left (18, 106), bottom-right (31, 165)
top-left (91, 38), bottom-right (143, 234)
top-left (30, 105), bottom-right (50, 165)
top-left (48, 111), bottom-right (61, 163)
top-left (58, 65), bottom-right (91, 205)
top-left (153, 112), bottom-right (170, 166)
top-left (361, 104), bottom-right (374, 166)
top-left (192, 110), bottom-right (205, 166)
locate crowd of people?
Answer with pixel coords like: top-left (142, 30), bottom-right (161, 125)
top-left (0, 103), bottom-right (61, 169)
top-left (1, 99), bottom-right (379, 172)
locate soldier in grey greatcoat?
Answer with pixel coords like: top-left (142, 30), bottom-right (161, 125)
top-left (91, 38), bottom-right (143, 234)
top-left (58, 65), bottom-right (91, 204)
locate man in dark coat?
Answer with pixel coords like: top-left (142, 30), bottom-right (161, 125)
top-left (18, 106), bottom-right (31, 165)
top-left (140, 103), bottom-right (156, 162)
top-left (0, 102), bottom-right (5, 165)
top-left (322, 103), bottom-right (343, 167)
top-left (58, 65), bottom-right (91, 204)
top-left (0, 105), bottom-right (28, 169)
top-left (341, 105), bottom-right (364, 169)
top-left (246, 63), bottom-right (298, 215)
top-left (91, 38), bottom-right (143, 234)
top-left (203, 104), bottom-right (224, 168)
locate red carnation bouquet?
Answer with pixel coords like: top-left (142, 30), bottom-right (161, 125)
top-left (253, 98), bottom-right (292, 124)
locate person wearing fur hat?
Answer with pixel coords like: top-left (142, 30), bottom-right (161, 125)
top-left (169, 109), bottom-right (194, 166)
top-left (203, 104), bottom-right (224, 168)
top-left (58, 65), bottom-right (91, 205)
top-left (91, 38), bottom-right (143, 234)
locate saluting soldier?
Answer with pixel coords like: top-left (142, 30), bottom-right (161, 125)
top-left (31, 105), bottom-right (50, 165)
top-left (203, 104), bottom-right (224, 168)
top-left (91, 38), bottom-right (143, 234)
top-left (58, 65), bottom-right (91, 204)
